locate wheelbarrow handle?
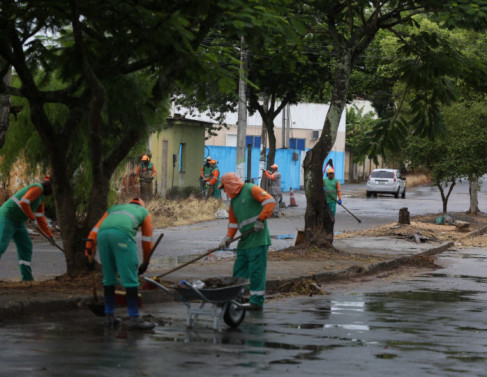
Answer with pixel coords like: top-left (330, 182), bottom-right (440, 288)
top-left (157, 229), bottom-right (253, 278)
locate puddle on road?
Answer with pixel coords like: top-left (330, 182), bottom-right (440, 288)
top-left (367, 289), bottom-right (478, 302)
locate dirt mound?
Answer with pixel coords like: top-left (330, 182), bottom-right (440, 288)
top-left (336, 212), bottom-right (487, 242)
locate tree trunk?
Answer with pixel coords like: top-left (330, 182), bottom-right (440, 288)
top-left (468, 176), bottom-right (479, 215)
top-left (398, 207), bottom-right (410, 224)
top-left (0, 65), bottom-right (12, 149)
top-left (303, 51), bottom-right (352, 246)
top-left (437, 181), bottom-right (455, 215)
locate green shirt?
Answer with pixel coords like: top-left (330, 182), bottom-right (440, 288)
top-left (324, 177), bottom-right (339, 201)
top-left (230, 183), bottom-right (271, 249)
top-left (0, 183), bottom-right (45, 224)
top-left (99, 203), bottom-right (149, 240)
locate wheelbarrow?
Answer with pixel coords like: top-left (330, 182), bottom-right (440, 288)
top-left (144, 276), bottom-right (248, 330)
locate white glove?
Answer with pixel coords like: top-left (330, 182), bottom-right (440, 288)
top-left (253, 220), bottom-right (265, 232)
top-left (219, 235), bottom-right (232, 249)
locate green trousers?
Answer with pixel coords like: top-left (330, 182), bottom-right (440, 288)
top-left (97, 229), bottom-right (139, 288)
top-left (326, 199), bottom-right (337, 216)
top-left (0, 216), bottom-right (33, 281)
top-left (233, 245), bottom-right (268, 307)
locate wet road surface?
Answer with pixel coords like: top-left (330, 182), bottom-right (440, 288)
top-left (2, 247), bottom-right (487, 376)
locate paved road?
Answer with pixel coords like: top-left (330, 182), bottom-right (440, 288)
top-left (1, 177), bottom-right (486, 281)
top-left (1, 246), bottom-right (486, 376)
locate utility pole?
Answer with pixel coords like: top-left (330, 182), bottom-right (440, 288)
top-left (285, 104), bottom-right (290, 148)
top-left (258, 96), bottom-right (268, 187)
top-left (236, 37), bottom-right (248, 181)
top-left (281, 103), bottom-right (290, 149)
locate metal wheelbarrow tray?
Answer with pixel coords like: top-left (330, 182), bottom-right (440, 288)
top-left (144, 276), bottom-right (248, 330)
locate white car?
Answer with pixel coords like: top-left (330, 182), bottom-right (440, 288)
top-left (365, 168), bottom-right (406, 198)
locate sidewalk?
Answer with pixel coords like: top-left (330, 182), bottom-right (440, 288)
top-left (1, 222), bottom-right (485, 320)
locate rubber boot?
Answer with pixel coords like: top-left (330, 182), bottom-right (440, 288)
top-left (20, 264), bottom-right (33, 281)
top-left (104, 285), bottom-right (116, 315)
top-left (126, 287), bottom-right (155, 330)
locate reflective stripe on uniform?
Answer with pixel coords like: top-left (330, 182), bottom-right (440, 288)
top-left (261, 198), bottom-right (275, 206)
top-left (35, 212), bottom-right (44, 217)
top-left (141, 235), bottom-right (152, 242)
top-left (239, 215), bottom-right (259, 228)
top-left (10, 196), bottom-right (22, 208)
top-left (19, 260), bottom-right (31, 266)
top-left (229, 223), bottom-right (239, 229)
top-left (21, 198), bottom-right (31, 204)
top-left (250, 290), bottom-right (265, 295)
top-left (110, 210), bottom-right (137, 229)
top-left (92, 226), bottom-right (99, 233)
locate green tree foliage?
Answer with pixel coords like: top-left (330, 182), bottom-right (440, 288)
top-left (0, 0), bottom-right (287, 274)
top-left (300, 1), bottom-right (487, 247)
top-left (404, 99), bottom-right (487, 213)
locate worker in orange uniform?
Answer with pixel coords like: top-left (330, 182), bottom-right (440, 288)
top-left (85, 197), bottom-right (156, 330)
top-left (0, 175), bottom-right (55, 281)
top-left (206, 159), bottom-right (221, 199)
top-left (218, 172), bottom-right (276, 311)
top-left (263, 164), bottom-right (282, 218)
top-left (134, 154), bottom-right (156, 201)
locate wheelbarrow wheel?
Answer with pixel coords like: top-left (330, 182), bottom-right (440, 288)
top-left (223, 296), bottom-right (246, 328)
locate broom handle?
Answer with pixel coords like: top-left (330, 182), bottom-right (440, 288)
top-left (147, 233), bottom-right (164, 261)
top-left (158, 229), bottom-right (253, 278)
top-left (325, 191), bottom-right (362, 223)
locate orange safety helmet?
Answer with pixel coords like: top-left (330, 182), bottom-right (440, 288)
top-left (142, 155), bottom-right (149, 161)
top-left (129, 197), bottom-right (145, 207)
top-left (328, 168), bottom-right (335, 174)
top-left (210, 159), bottom-right (217, 164)
top-left (271, 164), bottom-right (278, 169)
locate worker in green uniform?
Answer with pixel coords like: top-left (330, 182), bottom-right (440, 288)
top-left (0, 176), bottom-right (55, 281)
top-left (218, 172), bottom-right (276, 311)
top-left (206, 159), bottom-right (221, 199)
top-left (200, 156), bottom-right (213, 196)
top-left (323, 168), bottom-right (342, 216)
top-left (85, 197), bottom-right (156, 330)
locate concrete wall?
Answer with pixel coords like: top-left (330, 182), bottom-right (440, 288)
top-left (205, 146), bottom-right (345, 191)
top-left (150, 119), bottom-right (208, 197)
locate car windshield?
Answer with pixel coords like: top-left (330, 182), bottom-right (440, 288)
top-left (371, 171), bottom-right (394, 179)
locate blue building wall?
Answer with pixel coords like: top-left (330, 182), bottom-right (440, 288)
top-left (204, 146), bottom-right (344, 192)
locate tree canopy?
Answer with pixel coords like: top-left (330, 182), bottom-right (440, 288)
top-left (0, 0), bottom-right (289, 274)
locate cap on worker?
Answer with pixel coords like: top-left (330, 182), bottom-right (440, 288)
top-left (271, 164), bottom-right (278, 169)
top-left (206, 156), bottom-right (212, 161)
top-left (210, 159), bottom-right (217, 164)
top-left (142, 155), bottom-right (149, 161)
top-left (129, 197), bottom-right (145, 207)
top-left (328, 168), bottom-right (335, 174)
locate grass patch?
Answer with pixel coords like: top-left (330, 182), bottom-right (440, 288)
top-left (145, 195), bottom-right (227, 228)
top-left (405, 173), bottom-right (432, 188)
